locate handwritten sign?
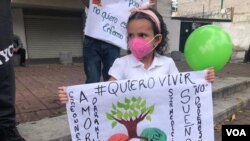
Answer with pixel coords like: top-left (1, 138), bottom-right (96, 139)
top-left (66, 71), bottom-right (214, 141)
top-left (84, 0), bottom-right (150, 50)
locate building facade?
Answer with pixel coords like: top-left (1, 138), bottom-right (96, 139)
top-left (166, 0), bottom-right (250, 51)
top-left (11, 0), bottom-right (250, 60)
top-left (11, 0), bottom-right (84, 61)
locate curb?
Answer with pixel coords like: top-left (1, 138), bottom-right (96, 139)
top-left (212, 77), bottom-right (250, 99)
top-left (213, 87), bottom-right (250, 124)
top-left (17, 115), bottom-right (71, 141)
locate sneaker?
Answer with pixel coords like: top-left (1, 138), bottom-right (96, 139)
top-left (0, 127), bottom-right (25, 141)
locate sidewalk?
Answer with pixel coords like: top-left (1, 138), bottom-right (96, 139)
top-left (14, 61), bottom-right (250, 140)
top-left (15, 63), bottom-right (84, 123)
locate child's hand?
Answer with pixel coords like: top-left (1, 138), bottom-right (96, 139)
top-left (58, 86), bottom-right (68, 104)
top-left (205, 68), bottom-right (215, 83)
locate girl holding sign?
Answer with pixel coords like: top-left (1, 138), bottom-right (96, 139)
top-left (58, 4), bottom-right (215, 104)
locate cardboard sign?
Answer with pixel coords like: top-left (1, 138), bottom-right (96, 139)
top-left (66, 71), bottom-right (214, 141)
top-left (84, 0), bottom-right (150, 50)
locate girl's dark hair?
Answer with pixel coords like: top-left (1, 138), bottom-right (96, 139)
top-left (127, 8), bottom-right (169, 55)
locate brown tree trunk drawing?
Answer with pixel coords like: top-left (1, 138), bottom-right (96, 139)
top-left (113, 112), bottom-right (149, 141)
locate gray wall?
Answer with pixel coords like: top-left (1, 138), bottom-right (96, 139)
top-left (157, 0), bottom-right (181, 52)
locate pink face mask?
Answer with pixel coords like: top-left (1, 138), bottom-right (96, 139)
top-left (128, 36), bottom-right (158, 60)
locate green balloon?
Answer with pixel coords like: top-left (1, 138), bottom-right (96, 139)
top-left (184, 25), bottom-right (233, 72)
top-left (140, 128), bottom-right (167, 141)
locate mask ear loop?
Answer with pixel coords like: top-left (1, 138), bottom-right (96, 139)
top-left (151, 34), bottom-right (162, 50)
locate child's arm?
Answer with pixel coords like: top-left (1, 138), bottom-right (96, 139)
top-left (205, 68), bottom-right (215, 83)
top-left (58, 87), bottom-right (68, 104)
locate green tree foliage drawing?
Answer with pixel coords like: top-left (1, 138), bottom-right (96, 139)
top-left (106, 96), bottom-right (155, 140)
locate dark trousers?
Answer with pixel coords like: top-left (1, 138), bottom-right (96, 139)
top-left (83, 36), bottom-right (120, 83)
top-left (244, 46), bottom-right (250, 63)
top-left (0, 0), bottom-right (16, 129)
top-left (14, 48), bottom-right (26, 65)
top-left (0, 61), bottom-right (16, 128)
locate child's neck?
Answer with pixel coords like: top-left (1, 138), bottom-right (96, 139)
top-left (141, 53), bottom-right (154, 70)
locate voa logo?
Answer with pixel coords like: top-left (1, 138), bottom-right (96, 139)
top-left (226, 129), bottom-right (246, 136)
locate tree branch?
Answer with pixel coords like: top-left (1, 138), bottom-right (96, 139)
top-left (112, 116), bottom-right (128, 124)
top-left (135, 111), bottom-right (150, 123)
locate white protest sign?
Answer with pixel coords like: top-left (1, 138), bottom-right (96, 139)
top-left (84, 0), bottom-right (150, 50)
top-left (66, 71), bottom-right (214, 141)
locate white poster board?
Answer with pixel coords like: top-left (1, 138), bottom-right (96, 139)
top-left (66, 71), bottom-right (214, 141)
top-left (84, 0), bottom-right (150, 50)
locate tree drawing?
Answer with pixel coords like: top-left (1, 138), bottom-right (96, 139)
top-left (106, 96), bottom-right (155, 141)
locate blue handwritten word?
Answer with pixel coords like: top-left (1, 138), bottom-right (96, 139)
top-left (128, 0), bottom-right (140, 8)
top-left (92, 6), bottom-right (119, 24)
top-left (193, 84), bottom-right (206, 95)
top-left (93, 6), bottom-right (101, 15)
top-left (169, 89), bottom-right (175, 140)
top-left (108, 78), bottom-right (155, 96)
top-left (101, 12), bottom-right (118, 23)
top-left (92, 97), bottom-right (100, 139)
top-left (103, 23), bottom-right (123, 39)
top-left (80, 92), bottom-right (93, 140)
top-left (180, 89), bottom-right (194, 139)
top-left (69, 91), bottom-right (81, 141)
top-left (120, 21), bottom-right (127, 29)
top-left (195, 96), bottom-right (203, 139)
top-left (79, 92), bottom-right (100, 141)
top-left (193, 84), bottom-right (206, 140)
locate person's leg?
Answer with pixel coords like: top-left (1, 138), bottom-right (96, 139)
top-left (0, 0), bottom-right (25, 140)
top-left (0, 0), bottom-right (15, 128)
top-left (83, 36), bottom-right (102, 83)
top-left (0, 62), bottom-right (16, 128)
top-left (18, 48), bottom-right (26, 66)
top-left (101, 41), bottom-right (120, 81)
top-left (0, 62), bottom-right (24, 141)
top-left (247, 46), bottom-right (250, 63)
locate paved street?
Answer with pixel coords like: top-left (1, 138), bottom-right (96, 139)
top-left (14, 61), bottom-right (250, 141)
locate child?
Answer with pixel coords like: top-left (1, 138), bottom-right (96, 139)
top-left (108, 5), bottom-right (214, 81)
top-left (58, 4), bottom-right (215, 104)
